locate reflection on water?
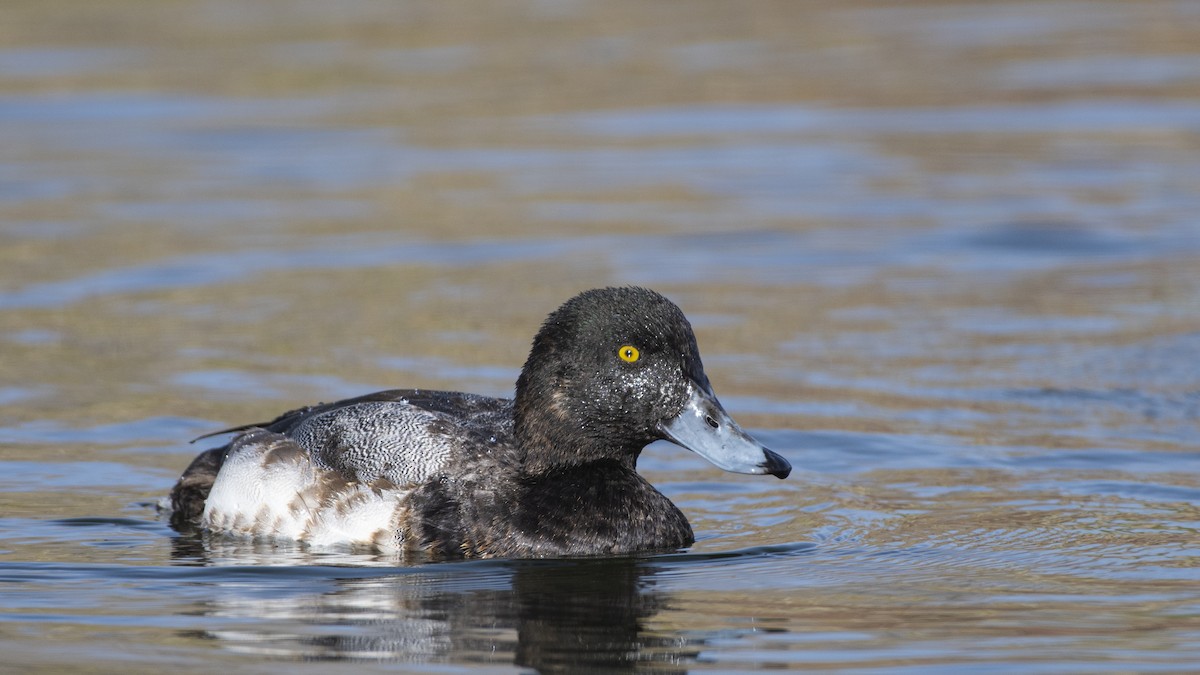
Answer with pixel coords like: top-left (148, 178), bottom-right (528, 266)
top-left (170, 537), bottom-right (828, 670)
top-left (2, 0), bottom-right (1200, 671)
top-left (173, 548), bottom-right (689, 671)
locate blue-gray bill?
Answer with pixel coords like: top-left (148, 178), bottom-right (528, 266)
top-left (658, 382), bottom-right (791, 479)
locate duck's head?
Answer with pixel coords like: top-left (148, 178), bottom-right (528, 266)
top-left (514, 286), bottom-right (790, 479)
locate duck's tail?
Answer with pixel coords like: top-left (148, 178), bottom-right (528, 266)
top-left (166, 445), bottom-right (229, 530)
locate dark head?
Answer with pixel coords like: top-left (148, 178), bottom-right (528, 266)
top-left (513, 286), bottom-right (790, 479)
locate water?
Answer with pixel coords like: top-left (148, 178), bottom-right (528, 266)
top-left (2, 0), bottom-right (1199, 671)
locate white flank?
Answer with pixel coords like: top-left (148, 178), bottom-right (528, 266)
top-left (202, 437), bottom-right (407, 549)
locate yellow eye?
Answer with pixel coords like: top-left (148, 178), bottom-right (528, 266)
top-left (618, 345), bottom-right (640, 363)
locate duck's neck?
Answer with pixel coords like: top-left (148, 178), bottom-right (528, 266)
top-left (512, 332), bottom-right (658, 474)
top-left (512, 390), bottom-right (645, 476)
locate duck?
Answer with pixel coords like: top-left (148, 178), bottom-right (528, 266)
top-left (168, 286), bottom-right (790, 558)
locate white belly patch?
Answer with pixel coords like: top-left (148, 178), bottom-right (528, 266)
top-left (202, 430), bottom-right (410, 550)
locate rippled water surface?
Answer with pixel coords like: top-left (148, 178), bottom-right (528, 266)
top-left (2, 0), bottom-right (1200, 672)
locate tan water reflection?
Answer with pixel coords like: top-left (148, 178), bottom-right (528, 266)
top-left (2, 0), bottom-right (1199, 671)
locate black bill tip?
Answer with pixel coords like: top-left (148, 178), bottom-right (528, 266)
top-left (762, 448), bottom-right (791, 479)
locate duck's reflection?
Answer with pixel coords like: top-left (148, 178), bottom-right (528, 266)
top-left (171, 536), bottom-right (694, 672)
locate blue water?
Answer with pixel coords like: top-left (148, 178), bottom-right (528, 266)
top-left (3, 0), bottom-right (1200, 671)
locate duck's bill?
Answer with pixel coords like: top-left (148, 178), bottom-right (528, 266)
top-left (658, 382), bottom-right (791, 479)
